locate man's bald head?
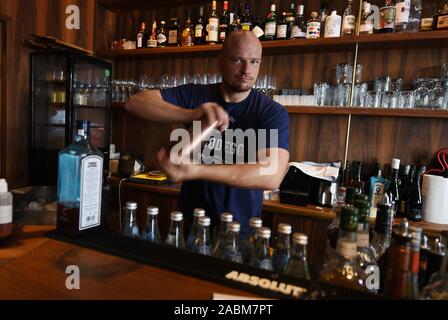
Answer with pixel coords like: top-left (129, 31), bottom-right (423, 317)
top-left (221, 30), bottom-right (262, 58)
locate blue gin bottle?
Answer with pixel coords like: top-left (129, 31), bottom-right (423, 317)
top-left (57, 120), bottom-right (103, 236)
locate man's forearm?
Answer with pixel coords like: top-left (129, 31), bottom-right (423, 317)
top-left (124, 90), bottom-right (195, 124)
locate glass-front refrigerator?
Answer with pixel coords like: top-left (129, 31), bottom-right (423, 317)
top-left (30, 50), bottom-right (112, 186)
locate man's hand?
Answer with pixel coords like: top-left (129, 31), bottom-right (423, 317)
top-left (192, 102), bottom-right (229, 132)
top-left (157, 147), bottom-right (195, 183)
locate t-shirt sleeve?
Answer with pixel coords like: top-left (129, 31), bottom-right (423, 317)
top-left (159, 84), bottom-right (201, 110)
top-left (260, 103), bottom-right (290, 151)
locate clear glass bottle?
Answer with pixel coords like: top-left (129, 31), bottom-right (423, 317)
top-left (395, 0), bottom-right (411, 32)
top-left (306, 12), bottom-right (321, 39)
top-left (186, 208), bottom-right (205, 250)
top-left (342, 0), bottom-right (356, 36)
top-left (272, 223), bottom-right (292, 273)
top-left (0, 179), bottom-right (13, 240)
top-left (284, 233), bottom-right (311, 280)
top-left (212, 212), bottom-right (233, 257)
top-left (141, 206), bottom-right (161, 243)
top-left (221, 221), bottom-right (243, 263)
top-left (241, 217), bottom-right (262, 264)
top-left (122, 201), bottom-right (140, 239)
top-left (251, 227), bottom-right (273, 271)
top-left (359, 2), bottom-right (374, 35)
top-left (191, 216), bottom-right (213, 256)
top-left (291, 5), bottom-right (307, 39)
top-left (319, 205), bottom-right (366, 291)
top-left (407, 0), bottom-right (422, 32)
top-left (165, 211), bottom-right (186, 249)
top-left (324, 10), bottom-right (342, 38)
top-left (57, 120), bottom-right (103, 236)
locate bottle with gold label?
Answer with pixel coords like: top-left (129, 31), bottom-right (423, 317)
top-left (207, 0), bottom-right (219, 44)
top-left (433, 3), bottom-right (448, 30)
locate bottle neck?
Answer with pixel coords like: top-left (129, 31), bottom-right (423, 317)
top-left (228, 231), bottom-right (240, 250)
top-left (128, 210), bottom-right (137, 226)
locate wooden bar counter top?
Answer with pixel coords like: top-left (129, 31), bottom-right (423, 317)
top-left (0, 225), bottom-right (260, 300)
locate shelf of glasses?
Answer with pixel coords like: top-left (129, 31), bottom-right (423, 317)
top-left (74, 104), bottom-right (108, 109)
top-left (97, 31), bottom-right (448, 60)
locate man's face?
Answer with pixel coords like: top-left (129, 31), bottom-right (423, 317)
top-left (220, 38), bottom-right (262, 93)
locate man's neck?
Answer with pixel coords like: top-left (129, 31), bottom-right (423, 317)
top-left (219, 83), bottom-right (251, 103)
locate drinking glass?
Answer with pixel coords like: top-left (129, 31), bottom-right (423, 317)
top-left (365, 91), bottom-right (381, 108)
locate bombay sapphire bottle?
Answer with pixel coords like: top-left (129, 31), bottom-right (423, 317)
top-left (141, 206), bottom-right (161, 243)
top-left (191, 216), bottom-right (212, 256)
top-left (57, 120), bottom-right (103, 236)
top-left (221, 221), bottom-right (243, 263)
top-left (165, 211), bottom-right (186, 249)
top-left (122, 201), bottom-right (140, 239)
top-left (251, 227), bottom-right (274, 271)
top-left (272, 223), bottom-right (292, 273)
top-left (186, 208), bottom-right (205, 250)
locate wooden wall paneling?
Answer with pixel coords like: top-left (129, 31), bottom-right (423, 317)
top-left (0, 16), bottom-right (7, 178)
top-left (94, 2), bottom-right (118, 53)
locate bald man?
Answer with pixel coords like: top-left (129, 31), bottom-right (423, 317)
top-left (125, 30), bottom-right (289, 237)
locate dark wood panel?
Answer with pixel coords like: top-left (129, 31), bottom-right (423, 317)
top-left (0, 16), bottom-right (6, 178)
top-left (347, 116), bottom-right (448, 172)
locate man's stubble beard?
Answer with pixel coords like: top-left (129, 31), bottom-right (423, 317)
top-left (222, 78), bottom-right (255, 93)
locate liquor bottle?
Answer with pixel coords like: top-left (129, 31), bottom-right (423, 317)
top-left (186, 208), bottom-right (205, 250)
top-left (406, 166), bottom-right (425, 222)
top-left (319, 205), bottom-right (367, 291)
top-left (252, 16), bottom-right (265, 39)
top-left (409, 226), bottom-right (422, 299)
top-left (369, 162), bottom-right (388, 213)
top-left (306, 12), bottom-right (321, 40)
top-left (380, 0), bottom-right (396, 33)
top-left (325, 189), bottom-right (344, 261)
top-left (147, 20), bottom-right (158, 48)
top-left (342, 0), bottom-right (356, 36)
top-left (407, 0), bottom-right (422, 32)
top-left (342, 160), bottom-right (351, 188)
top-left (387, 158), bottom-right (401, 217)
top-left (432, 3), bottom-right (448, 30)
top-left (426, 237), bottom-right (446, 283)
top-left (264, 3), bottom-right (277, 40)
top-left (290, 5), bottom-right (307, 39)
top-left (191, 216), bottom-right (213, 256)
top-left (240, 1), bottom-right (252, 31)
top-left (207, 0), bottom-right (219, 45)
top-left (157, 20), bottom-right (168, 47)
top-left (276, 12), bottom-right (288, 40)
top-left (136, 22), bottom-right (149, 49)
top-left (272, 223), bottom-right (292, 273)
top-left (165, 211), bottom-right (186, 249)
top-left (286, 3), bottom-right (296, 39)
top-left (212, 212), bottom-right (233, 257)
top-left (354, 194), bottom-right (377, 271)
top-left (229, 0), bottom-right (242, 33)
top-left (420, 1), bottom-right (436, 31)
top-left (219, 1), bottom-right (230, 43)
top-left (319, 3), bottom-right (330, 37)
top-left (194, 6), bottom-right (206, 45)
top-left (419, 234), bottom-right (431, 288)
top-left (221, 221), bottom-right (243, 263)
top-left (57, 120), bottom-right (103, 236)
top-left (122, 201), bottom-right (140, 239)
top-left (181, 12), bottom-right (194, 47)
top-left (241, 217), bottom-right (262, 264)
top-left (395, 0), bottom-right (411, 33)
top-left (168, 18), bottom-right (181, 46)
top-left (398, 164), bottom-right (415, 217)
top-left (284, 233), bottom-right (311, 280)
top-left (251, 227), bottom-right (273, 271)
top-left (324, 10), bottom-right (342, 38)
top-left (350, 161), bottom-right (364, 194)
top-left (371, 203), bottom-right (393, 261)
top-left (420, 248), bottom-right (448, 300)
top-left (359, 2), bottom-right (374, 35)
top-left (141, 206), bottom-right (161, 243)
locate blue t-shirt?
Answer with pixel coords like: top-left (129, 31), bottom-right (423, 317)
top-left (160, 83), bottom-right (289, 237)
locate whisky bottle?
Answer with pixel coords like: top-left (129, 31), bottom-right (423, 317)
top-left (186, 208), bottom-right (205, 250)
top-left (241, 217), bottom-right (262, 264)
top-left (272, 223), bottom-right (292, 273)
top-left (57, 120), bottom-right (103, 236)
top-left (191, 216), bottom-right (213, 256)
top-left (380, 0), bottom-right (397, 33)
top-left (165, 211), bottom-right (186, 249)
top-left (212, 212), bottom-right (233, 257)
top-left (181, 12), bottom-right (194, 47)
top-left (251, 227), bottom-right (273, 271)
top-left (284, 233), bottom-right (311, 280)
top-left (156, 20), bottom-right (168, 47)
top-left (319, 205), bottom-right (366, 291)
top-left (306, 12), bottom-right (321, 39)
top-left (264, 3), bottom-right (277, 40)
top-left (207, 0), bottom-right (219, 44)
top-left (194, 6), bottom-right (206, 45)
top-left (141, 206), bottom-right (161, 243)
top-left (291, 5), bottom-right (307, 39)
top-left (219, 1), bottom-right (230, 43)
top-left (122, 201), bottom-right (140, 239)
top-left (342, 0), bottom-right (356, 36)
top-left (420, 1), bottom-right (436, 31)
top-left (359, 2), bottom-right (374, 35)
top-left (395, 0), bottom-right (411, 32)
top-left (136, 22), bottom-right (148, 49)
top-left (168, 18), bottom-right (181, 47)
top-left (221, 221), bottom-right (243, 263)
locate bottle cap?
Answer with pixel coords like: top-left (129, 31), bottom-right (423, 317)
top-left (257, 227), bottom-right (271, 239)
top-left (146, 206), bottom-right (159, 215)
top-left (293, 233), bottom-right (308, 245)
top-left (0, 179), bottom-right (7, 193)
top-left (277, 223), bottom-right (292, 234)
top-left (391, 158), bottom-right (400, 170)
top-left (126, 201), bottom-right (137, 210)
top-left (170, 211), bottom-right (183, 221)
top-left (220, 212), bottom-right (233, 222)
top-left (228, 221), bottom-right (241, 232)
top-left (331, 10), bottom-right (337, 15)
top-left (249, 217), bottom-right (262, 228)
top-left (198, 216), bottom-right (211, 227)
top-left (193, 208), bottom-right (205, 217)
top-left (311, 11), bottom-right (318, 18)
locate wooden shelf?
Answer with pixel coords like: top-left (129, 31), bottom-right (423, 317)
top-left (97, 31), bottom-right (448, 60)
